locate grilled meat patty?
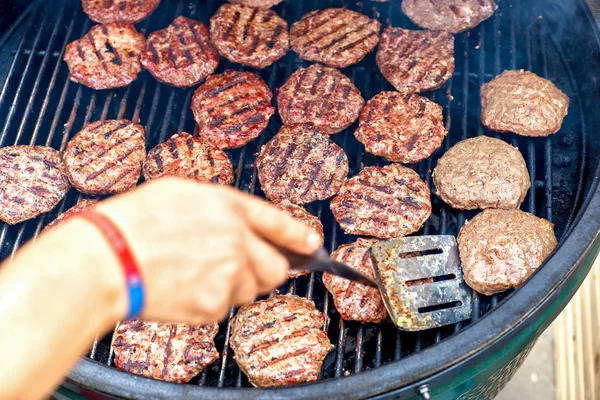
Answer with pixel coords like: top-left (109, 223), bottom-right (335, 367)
top-left (402, 0), bottom-right (498, 34)
top-left (331, 164), bottom-right (431, 238)
top-left (82, 0), bottom-right (161, 24)
top-left (64, 23), bottom-right (146, 90)
top-left (230, 294), bottom-right (333, 387)
top-left (191, 70), bottom-right (274, 149)
top-left (257, 124), bottom-right (349, 205)
top-left (458, 209), bottom-right (557, 296)
top-left (277, 64), bottom-right (364, 135)
top-left (273, 199), bottom-right (324, 278)
top-left (354, 92), bottom-right (447, 163)
top-left (64, 120), bottom-right (146, 195)
top-left (290, 8), bottom-right (381, 68)
top-left (42, 199), bottom-right (99, 233)
top-left (323, 238), bottom-right (388, 324)
top-left (143, 132), bottom-right (234, 185)
top-left (376, 28), bottom-right (454, 93)
top-left (141, 16), bottom-right (219, 88)
top-left (480, 70), bottom-right (570, 137)
top-left (113, 319), bottom-right (219, 383)
top-left (433, 136), bottom-right (531, 210)
top-left (227, 0), bottom-right (284, 8)
top-left (210, 4), bottom-right (289, 69)
top-left (0, 146), bottom-right (70, 225)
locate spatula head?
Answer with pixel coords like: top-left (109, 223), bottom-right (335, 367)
top-left (370, 236), bottom-right (472, 331)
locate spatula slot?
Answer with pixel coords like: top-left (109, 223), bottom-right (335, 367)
top-left (418, 301), bottom-right (462, 314)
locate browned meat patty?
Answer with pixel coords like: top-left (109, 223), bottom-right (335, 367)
top-left (64, 23), bottom-right (146, 90)
top-left (277, 64), bottom-right (364, 135)
top-left (113, 319), bottom-right (219, 383)
top-left (230, 294), bottom-right (333, 387)
top-left (227, 0), bottom-right (283, 8)
top-left (480, 70), bottom-right (570, 137)
top-left (323, 238), bottom-right (388, 324)
top-left (64, 120), bottom-right (146, 195)
top-left (433, 136), bottom-right (531, 210)
top-left (354, 92), bottom-right (447, 163)
top-left (82, 0), bottom-right (161, 24)
top-left (210, 4), bottom-right (289, 69)
top-left (143, 132), bottom-right (234, 185)
top-left (402, 0), bottom-right (498, 34)
top-left (42, 199), bottom-right (99, 234)
top-left (256, 124), bottom-right (349, 205)
top-left (376, 27), bottom-right (454, 93)
top-left (331, 164), bottom-right (431, 239)
top-left (140, 16), bottom-right (219, 88)
top-left (458, 208), bottom-right (557, 296)
top-left (0, 146), bottom-right (70, 225)
top-left (273, 199), bottom-right (324, 278)
top-left (290, 8), bottom-right (381, 68)
top-left (191, 70), bottom-right (274, 149)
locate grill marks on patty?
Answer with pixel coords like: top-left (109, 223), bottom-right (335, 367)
top-left (141, 16), bottom-right (219, 88)
top-left (331, 164), bottom-right (432, 239)
top-left (290, 8), bottom-right (381, 68)
top-left (0, 146), bottom-right (70, 225)
top-left (230, 294), bottom-right (333, 387)
top-left (64, 23), bottom-right (146, 90)
top-left (354, 91), bottom-right (447, 163)
top-left (113, 320), bottom-right (219, 383)
top-left (277, 64), bottom-right (364, 135)
top-left (257, 124), bottom-right (348, 205)
top-left (401, 0), bottom-right (498, 33)
top-left (63, 120), bottom-right (146, 195)
top-left (82, 0), bottom-right (162, 24)
top-left (323, 238), bottom-right (388, 324)
top-left (143, 132), bottom-right (234, 185)
top-left (191, 70), bottom-right (274, 149)
top-left (210, 3), bottom-right (289, 69)
top-left (377, 28), bottom-right (454, 93)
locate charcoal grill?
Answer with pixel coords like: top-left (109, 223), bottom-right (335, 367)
top-left (0, 0), bottom-right (599, 399)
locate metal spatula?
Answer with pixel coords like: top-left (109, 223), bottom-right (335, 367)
top-left (369, 236), bottom-right (472, 331)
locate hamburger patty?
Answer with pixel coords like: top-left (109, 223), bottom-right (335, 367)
top-left (256, 124), bottom-right (349, 205)
top-left (277, 64), bottom-right (364, 135)
top-left (433, 136), bottom-right (531, 210)
top-left (480, 70), bottom-right (570, 137)
top-left (230, 294), bottom-right (333, 387)
top-left (64, 23), bottom-right (146, 90)
top-left (82, 0), bottom-right (161, 24)
top-left (63, 120), bottom-right (146, 195)
top-left (141, 16), bottom-right (219, 88)
top-left (210, 4), bottom-right (289, 69)
top-left (42, 199), bottom-right (99, 234)
top-left (376, 27), bottom-right (454, 93)
top-left (402, 0), bottom-right (498, 34)
top-left (113, 319), bottom-right (219, 383)
top-left (331, 164), bottom-right (431, 239)
top-left (354, 92), bottom-right (447, 163)
top-left (191, 70), bottom-right (274, 149)
top-left (227, 0), bottom-right (283, 8)
top-left (290, 8), bottom-right (381, 68)
top-left (143, 132), bottom-right (234, 185)
top-left (458, 209), bottom-right (557, 296)
top-left (323, 238), bottom-right (388, 324)
top-left (273, 199), bottom-right (324, 278)
top-left (0, 146), bottom-right (70, 225)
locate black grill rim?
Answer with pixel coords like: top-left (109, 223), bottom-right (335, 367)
top-left (0, 0), bottom-right (598, 398)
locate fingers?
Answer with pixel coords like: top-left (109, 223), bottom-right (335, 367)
top-left (230, 191), bottom-right (322, 255)
top-left (244, 230), bottom-right (289, 293)
top-left (230, 265), bottom-right (258, 307)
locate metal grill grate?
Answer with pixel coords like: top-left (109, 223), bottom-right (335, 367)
top-left (0, 0), bottom-right (589, 391)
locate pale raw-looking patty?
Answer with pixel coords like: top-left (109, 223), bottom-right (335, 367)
top-left (331, 164), bottom-right (431, 239)
top-left (432, 136), bottom-right (531, 210)
top-left (458, 208), bottom-right (557, 296)
top-left (402, 0), bottom-right (498, 34)
top-left (228, 0), bottom-right (284, 8)
top-left (480, 70), bottom-right (569, 137)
